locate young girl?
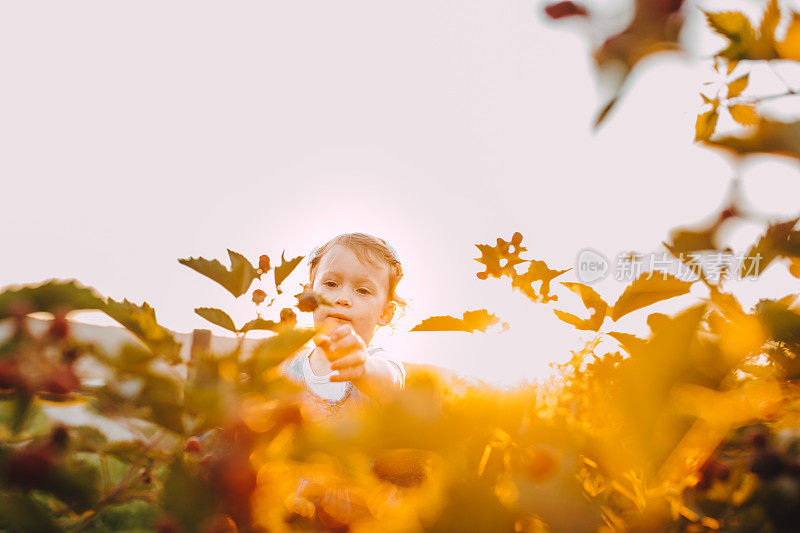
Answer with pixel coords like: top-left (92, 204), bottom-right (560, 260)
top-left (281, 233), bottom-right (406, 422)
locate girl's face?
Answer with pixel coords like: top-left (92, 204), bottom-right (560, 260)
top-left (311, 244), bottom-right (396, 344)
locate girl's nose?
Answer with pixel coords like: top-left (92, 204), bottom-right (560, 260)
top-left (335, 294), bottom-right (352, 307)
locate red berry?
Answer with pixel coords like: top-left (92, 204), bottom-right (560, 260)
top-left (280, 308), bottom-right (297, 324)
top-left (251, 289), bottom-right (266, 305)
top-left (544, 1), bottom-right (588, 19)
top-left (155, 515), bottom-right (182, 533)
top-left (4, 448), bottom-right (56, 488)
top-left (258, 255), bottom-right (270, 272)
top-left (0, 359), bottom-right (23, 390)
top-left (44, 366), bottom-right (79, 395)
top-left (48, 313), bottom-right (70, 340)
top-left (184, 437), bottom-right (202, 454)
top-left (297, 292), bottom-right (319, 313)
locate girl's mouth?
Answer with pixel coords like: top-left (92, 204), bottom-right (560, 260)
top-left (326, 314), bottom-right (351, 323)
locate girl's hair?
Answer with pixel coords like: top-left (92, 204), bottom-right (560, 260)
top-left (308, 233), bottom-right (407, 308)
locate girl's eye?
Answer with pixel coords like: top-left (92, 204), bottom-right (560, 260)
top-left (357, 288), bottom-right (372, 296)
top-left (323, 281), bottom-right (337, 288)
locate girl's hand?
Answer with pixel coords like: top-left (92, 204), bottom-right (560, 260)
top-left (315, 324), bottom-right (369, 382)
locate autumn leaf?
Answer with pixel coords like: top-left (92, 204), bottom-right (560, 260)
top-left (739, 217), bottom-right (800, 278)
top-left (591, 0), bottom-right (684, 128)
top-left (273, 252), bottom-right (304, 294)
top-left (776, 12), bottom-right (800, 60)
top-left (511, 260), bottom-right (570, 304)
top-left (194, 307), bottom-right (237, 333)
top-left (728, 104), bottom-right (759, 127)
top-left (695, 108), bottom-right (719, 142)
top-left (608, 331), bottom-right (647, 356)
top-left (704, 11), bottom-right (757, 60)
top-left (611, 273), bottom-right (694, 321)
top-left (475, 232), bottom-right (526, 280)
top-left (411, 310), bottom-right (500, 333)
top-left (553, 282), bottom-right (608, 331)
top-left (704, 118), bottom-right (800, 161)
top-left (726, 73), bottom-right (748, 99)
top-left (179, 250), bottom-right (259, 298)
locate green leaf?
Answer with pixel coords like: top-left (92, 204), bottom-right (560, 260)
top-left (611, 273), bottom-right (694, 321)
top-left (0, 492), bottom-right (61, 533)
top-left (240, 317), bottom-right (279, 333)
top-left (0, 280), bottom-right (104, 319)
top-left (411, 310), bottom-right (500, 333)
top-left (274, 252), bottom-right (304, 294)
top-left (161, 458), bottom-right (217, 532)
top-left (103, 299), bottom-right (182, 363)
top-left (139, 373), bottom-right (185, 434)
top-left (44, 456), bottom-right (102, 512)
top-left (553, 282), bottom-right (608, 331)
top-left (194, 307), bottom-right (237, 333)
top-left (249, 328), bottom-right (316, 379)
top-left (178, 249), bottom-right (258, 298)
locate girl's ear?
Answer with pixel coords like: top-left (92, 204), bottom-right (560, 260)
top-left (378, 301), bottom-right (397, 326)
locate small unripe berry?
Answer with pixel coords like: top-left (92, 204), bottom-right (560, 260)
top-left (297, 292), bottom-right (319, 313)
top-left (258, 255), bottom-right (270, 272)
top-left (251, 289), bottom-right (266, 305)
top-left (49, 425), bottom-right (69, 451)
top-left (748, 428), bottom-right (769, 450)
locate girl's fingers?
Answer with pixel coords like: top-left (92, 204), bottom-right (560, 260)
top-left (329, 365), bottom-right (365, 382)
top-left (325, 334), bottom-right (364, 361)
top-left (330, 351), bottom-right (366, 371)
top-left (329, 324), bottom-right (354, 341)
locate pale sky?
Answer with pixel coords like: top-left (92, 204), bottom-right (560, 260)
top-left (2, 1), bottom-right (799, 385)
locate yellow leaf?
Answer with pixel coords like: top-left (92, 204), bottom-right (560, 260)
top-left (695, 108), bottom-right (718, 142)
top-left (758, 0), bottom-right (780, 45)
top-left (729, 104), bottom-right (759, 126)
top-left (777, 15), bottom-right (800, 60)
top-left (726, 59), bottom-right (739, 75)
top-left (705, 11), bottom-right (754, 39)
top-left (554, 282), bottom-right (609, 331)
top-left (700, 93), bottom-right (715, 105)
top-left (789, 257), bottom-right (800, 278)
top-left (611, 273), bottom-right (694, 321)
top-left (726, 73), bottom-right (748, 98)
